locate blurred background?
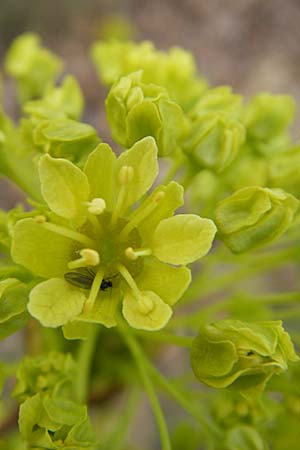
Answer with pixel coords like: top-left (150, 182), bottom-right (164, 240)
top-left (1, 2), bottom-right (300, 447)
top-left (1, 0), bottom-right (300, 209)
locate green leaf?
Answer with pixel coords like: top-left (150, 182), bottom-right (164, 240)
top-left (28, 278), bottom-right (86, 327)
top-left (136, 258), bottom-right (191, 306)
top-left (152, 214), bottom-right (217, 265)
top-left (11, 218), bottom-right (73, 278)
top-left (84, 143), bottom-right (117, 210)
top-left (116, 136), bottom-right (158, 212)
top-left (39, 154), bottom-right (90, 220)
top-left (122, 290), bottom-right (172, 330)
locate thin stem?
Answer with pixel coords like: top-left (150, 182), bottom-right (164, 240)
top-left (119, 325), bottom-right (171, 450)
top-left (74, 324), bottom-right (99, 404)
top-left (132, 329), bottom-right (193, 348)
top-left (146, 360), bottom-right (222, 440)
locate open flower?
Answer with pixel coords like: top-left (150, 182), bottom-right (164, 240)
top-left (11, 137), bottom-right (216, 331)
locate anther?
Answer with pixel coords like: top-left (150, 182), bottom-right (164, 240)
top-left (137, 295), bottom-right (154, 315)
top-left (125, 247), bottom-right (152, 261)
top-left (68, 248), bottom-right (100, 269)
top-left (87, 198), bottom-right (106, 215)
top-left (119, 165), bottom-right (134, 185)
top-left (35, 215), bottom-right (47, 224)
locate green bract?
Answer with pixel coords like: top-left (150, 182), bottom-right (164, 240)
top-left (191, 320), bottom-right (298, 397)
top-left (11, 137), bottom-right (216, 331)
top-left (106, 71), bottom-right (185, 156)
top-left (214, 186), bottom-right (299, 253)
top-left (4, 33), bottom-right (63, 102)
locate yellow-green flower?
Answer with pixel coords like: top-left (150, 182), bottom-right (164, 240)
top-left (11, 137), bottom-right (216, 332)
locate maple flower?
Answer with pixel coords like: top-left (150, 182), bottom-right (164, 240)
top-left (11, 137), bottom-right (216, 331)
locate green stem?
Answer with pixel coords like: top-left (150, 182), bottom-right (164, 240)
top-left (145, 352), bottom-right (222, 440)
top-left (132, 329), bottom-right (193, 348)
top-left (119, 326), bottom-right (171, 450)
top-left (74, 324), bottom-right (99, 404)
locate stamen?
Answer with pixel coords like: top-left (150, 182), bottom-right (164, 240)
top-left (125, 247), bottom-right (152, 261)
top-left (35, 218), bottom-right (96, 247)
top-left (87, 198), bottom-right (106, 215)
top-left (116, 263), bottom-right (141, 300)
top-left (88, 213), bottom-right (104, 236)
top-left (68, 248), bottom-right (100, 270)
top-left (84, 267), bottom-right (105, 312)
top-left (117, 263), bottom-right (154, 314)
top-left (111, 165), bottom-right (134, 225)
top-left (120, 190), bottom-right (165, 239)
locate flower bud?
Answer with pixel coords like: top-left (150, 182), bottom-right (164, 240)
top-left (4, 33), bottom-right (62, 102)
top-left (215, 186), bottom-right (299, 253)
top-left (105, 71), bottom-right (185, 156)
top-left (269, 144), bottom-right (300, 198)
top-left (243, 93), bottom-right (295, 156)
top-left (183, 112), bottom-right (245, 173)
top-left (191, 320), bottom-right (298, 397)
top-left (190, 86), bottom-right (243, 119)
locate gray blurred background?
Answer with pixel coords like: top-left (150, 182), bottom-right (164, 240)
top-left (1, 0), bottom-right (300, 209)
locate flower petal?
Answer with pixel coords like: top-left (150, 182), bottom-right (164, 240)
top-left (122, 290), bottom-right (172, 330)
top-left (137, 181), bottom-right (184, 242)
top-left (62, 321), bottom-right (94, 340)
top-left (152, 214), bottom-right (217, 265)
top-left (39, 154), bottom-right (90, 221)
top-left (78, 287), bottom-right (121, 328)
top-left (116, 136), bottom-right (158, 212)
top-left (136, 257), bottom-right (191, 306)
top-left (84, 143), bottom-right (117, 210)
top-left (11, 218), bottom-right (73, 278)
top-left (28, 278), bottom-right (86, 327)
